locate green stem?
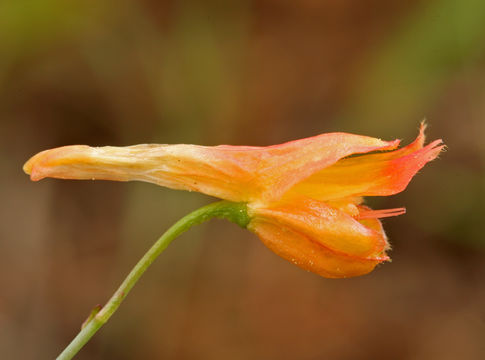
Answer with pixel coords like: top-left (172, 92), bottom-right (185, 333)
top-left (56, 201), bottom-right (249, 360)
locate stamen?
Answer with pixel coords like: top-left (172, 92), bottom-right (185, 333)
top-left (357, 207), bottom-right (406, 219)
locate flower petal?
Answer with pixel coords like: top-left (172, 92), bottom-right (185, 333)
top-left (256, 133), bottom-right (400, 201)
top-left (249, 219), bottom-right (384, 278)
top-left (287, 124), bottom-right (444, 201)
top-left (23, 133), bottom-right (399, 203)
top-left (23, 144), bottom-right (266, 202)
top-left (248, 197), bottom-right (389, 259)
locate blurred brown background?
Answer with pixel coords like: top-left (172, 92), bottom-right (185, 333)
top-left (1, 0), bottom-right (484, 359)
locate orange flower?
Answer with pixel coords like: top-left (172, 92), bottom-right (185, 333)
top-left (23, 123), bottom-right (444, 278)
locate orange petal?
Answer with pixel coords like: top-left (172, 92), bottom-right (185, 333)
top-left (248, 219), bottom-right (384, 278)
top-left (248, 197), bottom-right (388, 259)
top-left (256, 133), bottom-right (400, 202)
top-left (23, 144), bottom-right (264, 202)
top-left (23, 133), bottom-right (399, 203)
top-left (287, 124), bottom-right (444, 201)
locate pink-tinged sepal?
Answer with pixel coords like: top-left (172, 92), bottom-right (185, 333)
top-left (286, 125), bottom-right (444, 201)
top-left (258, 133), bottom-right (400, 201)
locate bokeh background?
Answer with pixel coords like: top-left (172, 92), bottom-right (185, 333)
top-left (1, 1), bottom-right (484, 359)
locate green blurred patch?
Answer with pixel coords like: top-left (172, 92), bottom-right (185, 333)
top-left (407, 163), bottom-right (484, 248)
top-left (0, 0), bottom-right (109, 51)
top-left (343, 0), bottom-right (485, 136)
